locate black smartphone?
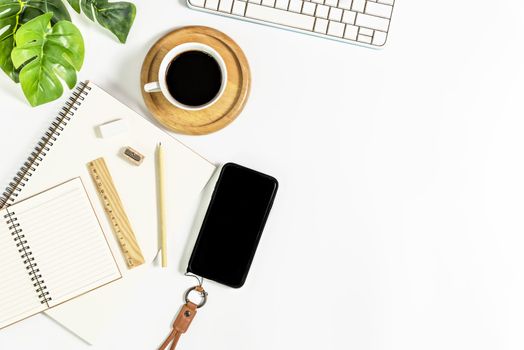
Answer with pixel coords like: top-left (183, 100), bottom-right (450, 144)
top-left (187, 163), bottom-right (278, 288)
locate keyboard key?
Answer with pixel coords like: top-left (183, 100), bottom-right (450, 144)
top-left (301, 1), bottom-right (316, 15)
top-left (327, 20), bottom-right (344, 37)
top-left (288, 0), bottom-right (303, 12)
top-left (342, 10), bottom-right (355, 24)
top-left (372, 30), bottom-right (387, 46)
top-left (249, 0), bottom-right (262, 4)
top-left (315, 4), bottom-right (329, 18)
top-left (205, 0), bottom-right (219, 10)
top-left (219, 0), bottom-right (234, 12)
top-left (311, 0), bottom-right (323, 4)
top-left (189, 0), bottom-right (205, 7)
top-left (328, 7), bottom-right (342, 21)
top-left (275, 0), bottom-right (290, 9)
top-left (262, 0), bottom-right (276, 6)
top-left (356, 12), bottom-right (389, 31)
top-left (343, 24), bottom-right (358, 40)
top-left (337, 0), bottom-right (352, 10)
top-left (246, 3), bottom-right (315, 30)
top-left (365, 1), bottom-right (392, 18)
top-left (232, 0), bottom-right (247, 14)
top-left (324, 0), bottom-right (337, 6)
top-left (378, 0), bottom-right (394, 5)
top-left (358, 34), bottom-right (372, 43)
top-left (351, 0), bottom-right (365, 13)
top-left (314, 18), bottom-right (328, 33)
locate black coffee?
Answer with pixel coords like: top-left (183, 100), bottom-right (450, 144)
top-left (165, 50), bottom-right (222, 107)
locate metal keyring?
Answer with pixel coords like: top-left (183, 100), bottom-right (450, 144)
top-left (184, 286), bottom-right (208, 308)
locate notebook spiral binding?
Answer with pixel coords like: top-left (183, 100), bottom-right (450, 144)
top-left (4, 210), bottom-right (51, 304)
top-left (0, 82), bottom-right (92, 209)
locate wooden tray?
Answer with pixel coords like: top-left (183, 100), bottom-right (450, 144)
top-left (140, 26), bottom-right (251, 135)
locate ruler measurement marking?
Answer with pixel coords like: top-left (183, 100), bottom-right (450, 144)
top-left (87, 158), bottom-right (145, 269)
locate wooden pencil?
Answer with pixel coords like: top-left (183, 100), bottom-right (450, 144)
top-left (157, 142), bottom-right (167, 267)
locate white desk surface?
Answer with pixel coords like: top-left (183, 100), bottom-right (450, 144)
top-left (1, 1), bottom-right (524, 349)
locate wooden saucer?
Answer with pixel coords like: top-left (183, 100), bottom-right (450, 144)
top-left (140, 26), bottom-right (251, 135)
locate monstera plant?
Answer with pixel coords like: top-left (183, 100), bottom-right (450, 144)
top-left (0, 0), bottom-right (135, 106)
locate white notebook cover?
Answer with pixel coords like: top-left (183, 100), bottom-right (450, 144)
top-left (1, 82), bottom-right (216, 343)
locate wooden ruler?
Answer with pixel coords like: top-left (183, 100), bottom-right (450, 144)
top-left (87, 157), bottom-right (145, 269)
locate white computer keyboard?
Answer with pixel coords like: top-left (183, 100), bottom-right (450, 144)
top-left (187, 0), bottom-right (394, 47)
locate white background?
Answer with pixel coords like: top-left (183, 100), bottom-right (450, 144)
top-left (2, 0), bottom-right (524, 349)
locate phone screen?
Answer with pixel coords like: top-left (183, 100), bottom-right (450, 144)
top-left (187, 163), bottom-right (278, 288)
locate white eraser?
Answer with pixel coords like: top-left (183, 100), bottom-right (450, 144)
top-left (97, 119), bottom-right (128, 138)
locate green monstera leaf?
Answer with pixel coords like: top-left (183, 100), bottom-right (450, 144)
top-left (0, 0), bottom-right (22, 80)
top-left (66, 0), bottom-right (135, 43)
top-left (0, 0), bottom-right (70, 81)
top-left (0, 28), bottom-right (17, 81)
top-left (11, 12), bottom-right (84, 106)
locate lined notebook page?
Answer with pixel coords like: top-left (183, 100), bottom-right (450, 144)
top-left (11, 178), bottom-right (121, 307)
top-left (0, 213), bottom-right (45, 329)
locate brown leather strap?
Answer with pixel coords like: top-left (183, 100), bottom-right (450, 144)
top-left (159, 302), bottom-right (198, 350)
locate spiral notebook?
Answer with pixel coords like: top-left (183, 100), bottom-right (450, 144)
top-left (0, 178), bottom-right (121, 330)
top-left (0, 81), bottom-right (216, 342)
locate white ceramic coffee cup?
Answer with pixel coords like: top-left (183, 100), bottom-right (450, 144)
top-left (143, 42), bottom-right (227, 111)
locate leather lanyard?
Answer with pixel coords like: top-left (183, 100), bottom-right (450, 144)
top-left (159, 285), bottom-right (207, 350)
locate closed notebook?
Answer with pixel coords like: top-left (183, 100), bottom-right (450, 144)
top-left (0, 81), bottom-right (216, 343)
top-left (0, 178), bottom-right (121, 330)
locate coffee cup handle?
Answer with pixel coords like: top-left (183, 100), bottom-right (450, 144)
top-left (144, 82), bottom-right (161, 93)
